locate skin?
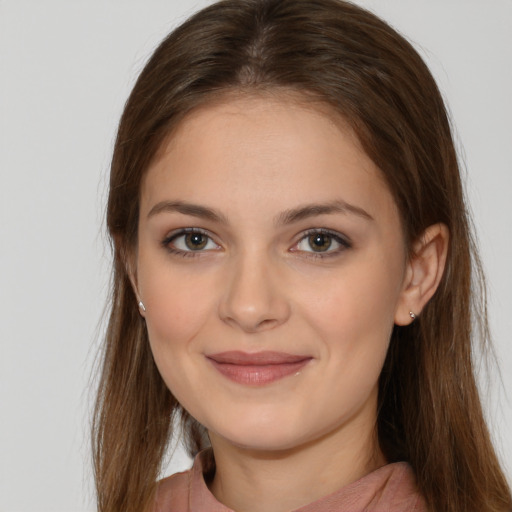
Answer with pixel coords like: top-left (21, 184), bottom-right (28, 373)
top-left (133, 95), bottom-right (448, 512)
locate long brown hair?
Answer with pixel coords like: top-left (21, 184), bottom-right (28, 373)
top-left (92, 1), bottom-right (512, 511)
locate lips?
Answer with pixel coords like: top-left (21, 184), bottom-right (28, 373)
top-left (206, 351), bottom-right (312, 385)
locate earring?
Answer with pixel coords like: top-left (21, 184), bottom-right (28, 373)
top-left (409, 311), bottom-right (416, 320)
top-left (138, 301), bottom-right (146, 312)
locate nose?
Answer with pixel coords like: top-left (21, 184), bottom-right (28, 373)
top-left (218, 251), bottom-right (291, 333)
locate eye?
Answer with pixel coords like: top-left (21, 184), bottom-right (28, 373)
top-left (293, 229), bottom-right (351, 255)
top-left (163, 229), bottom-right (220, 255)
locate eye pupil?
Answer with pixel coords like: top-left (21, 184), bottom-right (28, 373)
top-left (185, 232), bottom-right (207, 250)
top-left (309, 233), bottom-right (331, 252)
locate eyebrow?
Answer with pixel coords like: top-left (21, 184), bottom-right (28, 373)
top-left (147, 200), bottom-right (229, 224)
top-left (275, 200), bottom-right (374, 225)
top-left (147, 199), bottom-right (373, 224)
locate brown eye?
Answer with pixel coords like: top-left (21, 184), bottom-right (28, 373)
top-left (185, 232), bottom-right (208, 250)
top-left (308, 233), bottom-right (332, 252)
top-left (165, 230), bottom-right (220, 254)
top-left (293, 229), bottom-right (351, 257)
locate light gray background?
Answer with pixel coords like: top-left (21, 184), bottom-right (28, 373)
top-left (1, 1), bottom-right (511, 510)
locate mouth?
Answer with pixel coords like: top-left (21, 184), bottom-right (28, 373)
top-left (205, 351), bottom-right (313, 386)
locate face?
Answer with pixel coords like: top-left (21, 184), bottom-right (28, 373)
top-left (135, 95), bottom-right (409, 455)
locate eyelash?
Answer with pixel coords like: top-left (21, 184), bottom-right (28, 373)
top-left (161, 228), bottom-right (218, 258)
top-left (293, 229), bottom-right (352, 259)
top-left (161, 228), bottom-right (352, 259)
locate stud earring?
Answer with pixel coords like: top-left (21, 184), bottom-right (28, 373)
top-left (138, 301), bottom-right (146, 312)
top-left (409, 311), bottom-right (416, 320)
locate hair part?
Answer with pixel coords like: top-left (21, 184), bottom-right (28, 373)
top-left (93, 1), bottom-right (512, 511)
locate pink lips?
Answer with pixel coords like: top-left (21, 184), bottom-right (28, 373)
top-left (206, 351), bottom-right (312, 386)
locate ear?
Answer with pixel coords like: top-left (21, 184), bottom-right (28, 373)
top-left (394, 223), bottom-right (449, 326)
top-left (123, 247), bottom-right (146, 318)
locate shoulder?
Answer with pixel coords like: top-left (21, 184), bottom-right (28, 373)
top-left (152, 468), bottom-right (192, 512)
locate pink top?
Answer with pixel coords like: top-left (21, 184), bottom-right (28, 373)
top-left (154, 451), bottom-right (427, 511)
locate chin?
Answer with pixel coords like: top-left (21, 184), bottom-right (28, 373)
top-left (207, 415), bottom-right (315, 454)
top-left (221, 432), bottom-right (305, 453)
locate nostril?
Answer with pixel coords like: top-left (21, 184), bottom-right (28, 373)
top-left (257, 318), bottom-right (278, 329)
top-left (221, 314), bottom-right (280, 333)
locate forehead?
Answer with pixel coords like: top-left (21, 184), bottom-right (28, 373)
top-left (157, 91), bottom-right (364, 161)
top-left (140, 94), bottom-right (395, 224)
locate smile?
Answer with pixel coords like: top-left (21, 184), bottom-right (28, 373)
top-left (206, 351), bottom-right (313, 386)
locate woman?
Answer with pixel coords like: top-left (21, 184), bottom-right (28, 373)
top-left (92, 0), bottom-right (512, 511)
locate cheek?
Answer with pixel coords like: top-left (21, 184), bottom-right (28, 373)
top-left (136, 249), bottom-right (218, 369)
top-left (297, 262), bottom-right (399, 419)
top-left (143, 274), bottom-right (213, 346)
top-left (140, 268), bottom-right (218, 411)
top-left (302, 259), bottom-right (402, 333)
top-left (295, 252), bottom-right (403, 382)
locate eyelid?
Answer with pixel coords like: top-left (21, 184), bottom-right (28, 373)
top-left (161, 227), bottom-right (351, 258)
top-left (290, 228), bottom-right (352, 257)
top-left (162, 227), bottom-right (221, 256)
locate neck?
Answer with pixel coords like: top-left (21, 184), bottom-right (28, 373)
top-left (208, 410), bottom-right (385, 512)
